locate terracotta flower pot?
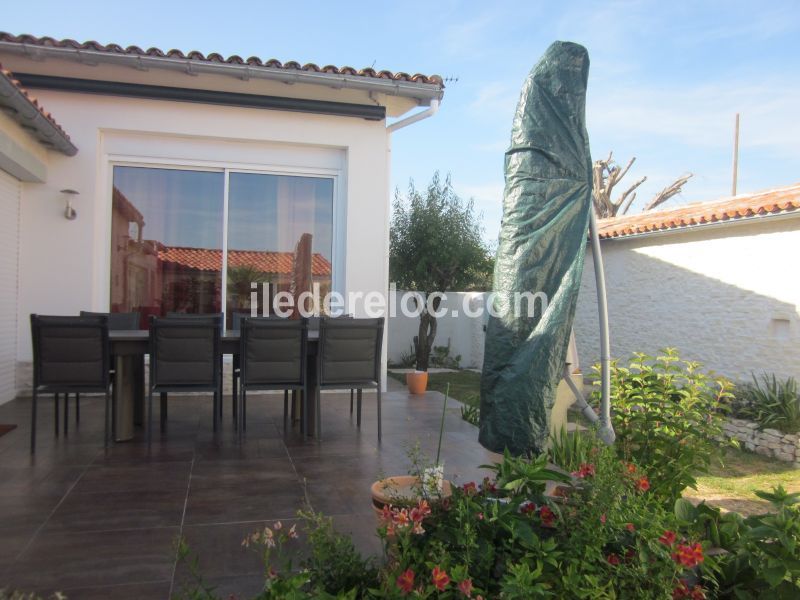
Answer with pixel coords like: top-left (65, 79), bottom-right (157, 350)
top-left (371, 475), bottom-right (452, 520)
top-left (406, 371), bottom-right (428, 394)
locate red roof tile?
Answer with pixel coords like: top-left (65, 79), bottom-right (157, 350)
top-left (597, 183), bottom-right (800, 239)
top-left (0, 33), bottom-right (444, 86)
top-left (0, 62), bottom-right (75, 151)
top-left (158, 246), bottom-right (331, 277)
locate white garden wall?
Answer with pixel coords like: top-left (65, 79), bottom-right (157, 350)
top-left (574, 216), bottom-right (800, 382)
top-left (387, 291), bottom-right (488, 368)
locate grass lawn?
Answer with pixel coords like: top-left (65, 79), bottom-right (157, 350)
top-left (389, 370), bottom-right (482, 407)
top-left (388, 369), bottom-right (800, 515)
top-left (683, 449), bottom-right (800, 515)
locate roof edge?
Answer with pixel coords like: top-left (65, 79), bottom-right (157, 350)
top-left (0, 65), bottom-right (77, 155)
top-left (0, 35), bottom-right (445, 105)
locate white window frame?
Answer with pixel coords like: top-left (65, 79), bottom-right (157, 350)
top-left (102, 156), bottom-right (343, 323)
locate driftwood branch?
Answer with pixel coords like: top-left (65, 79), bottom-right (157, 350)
top-left (644, 173), bottom-right (693, 211)
top-left (593, 153), bottom-right (692, 217)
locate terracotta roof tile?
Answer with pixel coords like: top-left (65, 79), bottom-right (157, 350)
top-left (158, 246), bottom-right (332, 277)
top-left (0, 62), bottom-right (73, 145)
top-left (0, 32), bottom-right (444, 86)
top-left (597, 183), bottom-right (800, 239)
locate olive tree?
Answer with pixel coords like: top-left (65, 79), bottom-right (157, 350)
top-left (390, 173), bottom-right (493, 371)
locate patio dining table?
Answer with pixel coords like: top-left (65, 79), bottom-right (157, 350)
top-left (109, 329), bottom-right (320, 441)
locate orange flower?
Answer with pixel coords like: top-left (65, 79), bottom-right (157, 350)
top-left (396, 569), bottom-right (415, 594)
top-left (635, 476), bottom-right (650, 492)
top-left (462, 481), bottom-right (478, 496)
top-left (672, 542), bottom-right (704, 568)
top-left (431, 566), bottom-right (450, 591)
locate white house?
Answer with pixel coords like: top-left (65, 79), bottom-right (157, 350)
top-left (0, 32), bottom-right (445, 404)
top-left (574, 184), bottom-right (800, 382)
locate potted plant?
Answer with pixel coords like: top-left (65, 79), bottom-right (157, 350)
top-left (390, 173), bottom-right (493, 394)
top-left (371, 385), bottom-right (453, 518)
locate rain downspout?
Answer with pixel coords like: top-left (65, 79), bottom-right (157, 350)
top-left (564, 211), bottom-right (615, 445)
top-left (387, 99), bottom-right (440, 133)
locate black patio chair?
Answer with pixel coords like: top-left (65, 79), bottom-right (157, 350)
top-left (30, 314), bottom-right (112, 453)
top-left (230, 310), bottom-right (253, 422)
top-left (166, 312), bottom-right (224, 420)
top-left (237, 317), bottom-right (308, 441)
top-left (309, 314), bottom-right (359, 415)
top-left (77, 311), bottom-right (140, 426)
top-left (316, 317), bottom-right (384, 442)
top-left (148, 315), bottom-right (221, 446)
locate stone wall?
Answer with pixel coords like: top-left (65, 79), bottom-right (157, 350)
top-left (575, 217), bottom-right (800, 383)
top-left (722, 417), bottom-right (800, 466)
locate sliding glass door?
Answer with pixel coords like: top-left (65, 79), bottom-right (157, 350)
top-left (226, 173), bottom-right (333, 325)
top-left (110, 165), bottom-right (334, 327)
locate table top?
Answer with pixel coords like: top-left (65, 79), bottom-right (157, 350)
top-left (109, 330), bottom-right (320, 341)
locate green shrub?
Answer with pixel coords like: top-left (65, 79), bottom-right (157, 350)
top-left (460, 404), bottom-right (480, 426)
top-left (593, 348), bottom-right (733, 502)
top-left (733, 374), bottom-right (800, 434)
top-left (547, 425), bottom-right (601, 473)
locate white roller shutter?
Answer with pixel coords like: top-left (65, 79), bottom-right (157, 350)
top-left (0, 170), bottom-right (19, 403)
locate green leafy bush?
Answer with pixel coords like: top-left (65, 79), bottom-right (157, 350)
top-left (732, 374), bottom-right (800, 434)
top-left (173, 444), bottom-right (800, 599)
top-left (593, 348), bottom-right (733, 502)
top-left (547, 425), bottom-right (600, 473)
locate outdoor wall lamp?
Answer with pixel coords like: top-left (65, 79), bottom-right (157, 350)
top-left (60, 189), bottom-right (78, 220)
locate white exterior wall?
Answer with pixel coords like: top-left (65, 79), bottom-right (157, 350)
top-left (14, 90), bottom-right (391, 391)
top-left (574, 217), bottom-right (800, 382)
top-left (387, 291), bottom-right (489, 368)
top-left (0, 170), bottom-right (20, 402)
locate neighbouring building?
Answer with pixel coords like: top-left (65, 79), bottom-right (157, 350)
top-left (0, 33), bottom-right (445, 403)
top-left (574, 183), bottom-right (800, 382)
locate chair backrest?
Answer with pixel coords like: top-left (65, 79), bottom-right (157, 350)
top-left (80, 310), bottom-right (140, 330)
top-left (318, 317), bottom-right (384, 386)
top-left (230, 311), bottom-right (253, 332)
top-left (30, 314), bottom-right (110, 389)
top-left (240, 317), bottom-right (307, 386)
top-left (149, 315), bottom-right (221, 387)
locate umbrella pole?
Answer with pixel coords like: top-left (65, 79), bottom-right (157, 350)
top-left (589, 210), bottom-right (615, 445)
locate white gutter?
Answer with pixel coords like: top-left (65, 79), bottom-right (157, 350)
top-left (0, 42), bottom-right (444, 104)
top-left (387, 99), bottom-right (440, 132)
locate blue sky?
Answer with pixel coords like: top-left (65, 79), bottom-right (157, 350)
top-left (7, 0), bottom-right (799, 243)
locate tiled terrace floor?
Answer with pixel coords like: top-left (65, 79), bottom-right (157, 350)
top-left (0, 379), bottom-right (498, 598)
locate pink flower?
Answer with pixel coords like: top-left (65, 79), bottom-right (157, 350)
top-left (458, 578), bottom-right (474, 597)
top-left (431, 566), bottom-right (450, 591)
top-left (396, 569), bottom-right (415, 595)
top-left (462, 482), bottom-right (478, 496)
top-left (539, 506), bottom-right (556, 527)
top-left (571, 463), bottom-right (596, 479)
top-left (606, 553), bottom-right (620, 565)
top-left (659, 530), bottom-right (677, 546)
top-left (625, 523), bottom-right (635, 532)
top-left (600, 513), bottom-right (607, 524)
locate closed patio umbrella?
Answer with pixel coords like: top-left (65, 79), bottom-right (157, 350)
top-left (479, 41), bottom-right (613, 456)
